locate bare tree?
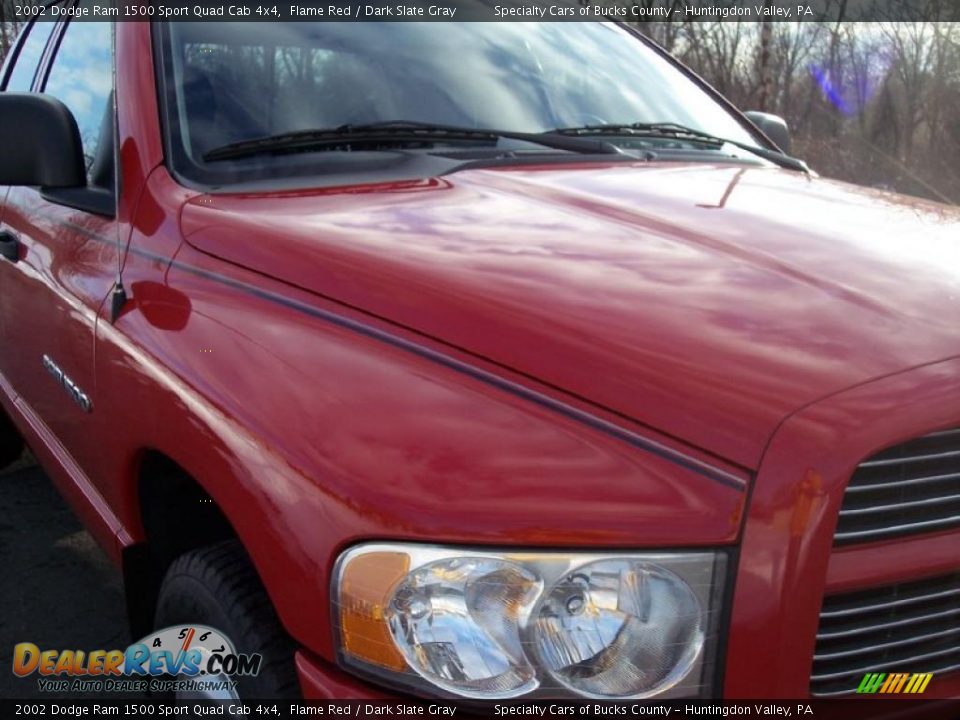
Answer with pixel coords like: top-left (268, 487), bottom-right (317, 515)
top-left (637, 9), bottom-right (959, 203)
top-left (0, 0), bottom-right (30, 63)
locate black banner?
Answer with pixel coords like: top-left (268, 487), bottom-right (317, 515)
top-left (8, 0), bottom-right (960, 23)
top-left (3, 699), bottom-right (960, 720)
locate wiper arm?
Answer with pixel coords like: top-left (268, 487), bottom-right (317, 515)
top-left (203, 121), bottom-right (623, 162)
top-left (549, 122), bottom-right (809, 173)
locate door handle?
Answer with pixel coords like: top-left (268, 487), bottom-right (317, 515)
top-left (0, 229), bottom-right (20, 263)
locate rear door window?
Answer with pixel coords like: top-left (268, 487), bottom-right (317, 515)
top-left (2, 19), bottom-right (56, 91)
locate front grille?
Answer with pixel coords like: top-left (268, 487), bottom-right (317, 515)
top-left (810, 572), bottom-right (960, 697)
top-left (835, 428), bottom-right (960, 545)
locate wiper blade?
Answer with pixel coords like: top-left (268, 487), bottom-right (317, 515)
top-left (552, 122), bottom-right (726, 143)
top-left (203, 121), bottom-right (623, 162)
top-left (549, 122), bottom-right (809, 173)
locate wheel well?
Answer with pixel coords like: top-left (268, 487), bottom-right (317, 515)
top-left (124, 451), bottom-right (237, 639)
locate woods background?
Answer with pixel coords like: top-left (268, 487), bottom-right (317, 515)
top-left (1, 8), bottom-right (958, 204)
top-left (635, 14), bottom-right (960, 204)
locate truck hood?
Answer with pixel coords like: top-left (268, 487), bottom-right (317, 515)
top-left (181, 162), bottom-right (960, 469)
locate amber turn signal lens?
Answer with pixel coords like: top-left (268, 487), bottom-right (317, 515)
top-left (338, 551), bottom-right (409, 671)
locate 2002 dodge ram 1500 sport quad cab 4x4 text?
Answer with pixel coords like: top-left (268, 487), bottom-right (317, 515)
top-left (0, 8), bottom-right (958, 705)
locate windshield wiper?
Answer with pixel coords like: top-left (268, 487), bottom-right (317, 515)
top-left (549, 122), bottom-right (809, 173)
top-left (203, 121), bottom-right (623, 162)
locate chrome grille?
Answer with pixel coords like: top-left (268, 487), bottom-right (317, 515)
top-left (835, 428), bottom-right (960, 545)
top-left (810, 572), bottom-right (960, 697)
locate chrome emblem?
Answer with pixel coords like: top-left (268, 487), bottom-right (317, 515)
top-left (41, 354), bottom-right (92, 413)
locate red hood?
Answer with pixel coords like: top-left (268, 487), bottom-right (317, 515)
top-left (181, 162), bottom-right (960, 469)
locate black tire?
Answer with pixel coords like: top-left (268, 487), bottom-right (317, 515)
top-left (154, 540), bottom-right (300, 699)
top-left (0, 411), bottom-right (24, 468)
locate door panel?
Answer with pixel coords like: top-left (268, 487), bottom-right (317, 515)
top-left (0, 19), bottom-right (116, 477)
top-left (0, 189), bottom-right (115, 473)
top-left (0, 17), bottom-right (62, 366)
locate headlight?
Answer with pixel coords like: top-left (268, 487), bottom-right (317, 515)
top-left (333, 544), bottom-right (727, 699)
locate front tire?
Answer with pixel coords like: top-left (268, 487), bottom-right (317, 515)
top-left (153, 540), bottom-right (300, 699)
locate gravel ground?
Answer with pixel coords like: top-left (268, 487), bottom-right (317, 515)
top-left (0, 452), bottom-right (133, 698)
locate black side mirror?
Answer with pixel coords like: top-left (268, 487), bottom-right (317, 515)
top-left (0, 93), bottom-right (86, 188)
top-left (744, 111), bottom-right (791, 155)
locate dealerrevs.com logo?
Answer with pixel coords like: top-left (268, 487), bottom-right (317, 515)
top-left (12, 625), bottom-right (262, 694)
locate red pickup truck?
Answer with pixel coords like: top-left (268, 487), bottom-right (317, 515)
top-left (1, 13), bottom-right (958, 704)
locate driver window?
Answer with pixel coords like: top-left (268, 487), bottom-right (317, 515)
top-left (41, 20), bottom-right (113, 189)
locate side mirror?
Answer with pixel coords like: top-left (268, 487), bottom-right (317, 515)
top-left (744, 111), bottom-right (791, 155)
top-left (0, 93), bottom-right (86, 187)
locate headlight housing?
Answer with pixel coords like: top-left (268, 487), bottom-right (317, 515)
top-left (332, 544), bottom-right (727, 699)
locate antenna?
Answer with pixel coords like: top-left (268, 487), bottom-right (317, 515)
top-left (109, 14), bottom-right (127, 323)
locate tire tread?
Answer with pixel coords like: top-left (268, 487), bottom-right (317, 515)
top-left (155, 540), bottom-right (299, 699)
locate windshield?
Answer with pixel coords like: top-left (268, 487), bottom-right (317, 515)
top-left (158, 20), bottom-right (762, 185)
